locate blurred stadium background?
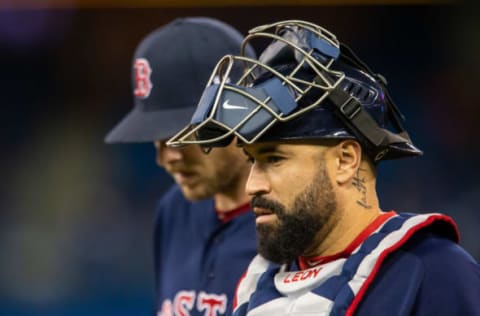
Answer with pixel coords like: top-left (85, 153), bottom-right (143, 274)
top-left (1, 1), bottom-right (479, 315)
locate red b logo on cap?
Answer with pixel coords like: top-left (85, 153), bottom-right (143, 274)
top-left (133, 58), bottom-right (153, 98)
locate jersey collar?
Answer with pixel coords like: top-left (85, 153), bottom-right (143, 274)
top-left (298, 211), bottom-right (396, 269)
top-left (216, 203), bottom-right (251, 223)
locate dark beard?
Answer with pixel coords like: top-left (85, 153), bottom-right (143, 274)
top-left (251, 163), bottom-right (336, 265)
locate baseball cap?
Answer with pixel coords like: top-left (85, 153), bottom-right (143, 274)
top-left (104, 17), bottom-right (256, 143)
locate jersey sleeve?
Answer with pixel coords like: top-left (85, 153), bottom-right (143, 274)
top-left (356, 230), bottom-right (480, 316)
top-left (409, 233), bottom-right (480, 315)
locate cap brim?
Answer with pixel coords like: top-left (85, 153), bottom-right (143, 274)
top-left (104, 105), bottom-right (196, 143)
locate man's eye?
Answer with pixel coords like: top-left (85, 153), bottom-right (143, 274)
top-left (266, 156), bottom-right (283, 164)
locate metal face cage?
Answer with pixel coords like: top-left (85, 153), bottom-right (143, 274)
top-left (167, 20), bottom-right (422, 162)
top-left (167, 20), bottom-right (346, 148)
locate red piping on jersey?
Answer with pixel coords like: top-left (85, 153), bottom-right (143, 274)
top-left (298, 211), bottom-right (396, 270)
top-left (232, 270), bottom-right (248, 310)
top-left (216, 203), bottom-right (251, 223)
top-left (345, 214), bottom-right (459, 316)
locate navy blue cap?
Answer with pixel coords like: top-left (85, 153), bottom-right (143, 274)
top-left (105, 17), bottom-right (256, 143)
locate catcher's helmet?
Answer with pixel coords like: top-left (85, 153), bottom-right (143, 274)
top-left (167, 20), bottom-right (422, 162)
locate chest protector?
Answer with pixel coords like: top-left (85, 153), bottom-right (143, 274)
top-left (233, 212), bottom-right (458, 316)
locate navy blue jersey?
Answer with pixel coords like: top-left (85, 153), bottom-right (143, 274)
top-left (356, 229), bottom-right (480, 315)
top-left (233, 212), bottom-right (480, 316)
top-left (154, 185), bottom-right (257, 316)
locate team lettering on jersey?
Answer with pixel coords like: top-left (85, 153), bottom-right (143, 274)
top-left (282, 267), bottom-right (322, 283)
top-left (133, 58), bottom-right (153, 98)
top-left (158, 291), bottom-right (227, 316)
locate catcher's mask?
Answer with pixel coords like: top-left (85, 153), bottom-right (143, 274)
top-left (167, 20), bottom-right (422, 162)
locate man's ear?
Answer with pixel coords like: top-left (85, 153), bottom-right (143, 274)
top-left (334, 140), bottom-right (362, 185)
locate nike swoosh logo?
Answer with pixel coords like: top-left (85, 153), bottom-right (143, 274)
top-left (222, 99), bottom-right (249, 110)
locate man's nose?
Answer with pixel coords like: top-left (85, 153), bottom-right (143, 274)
top-left (246, 164), bottom-right (270, 196)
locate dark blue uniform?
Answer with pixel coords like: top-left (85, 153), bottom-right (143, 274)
top-left (233, 212), bottom-right (480, 316)
top-left (154, 185), bottom-right (257, 316)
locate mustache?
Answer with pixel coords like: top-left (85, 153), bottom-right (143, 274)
top-left (251, 196), bottom-right (285, 215)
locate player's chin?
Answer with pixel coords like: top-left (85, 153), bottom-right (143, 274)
top-left (180, 185), bottom-right (213, 201)
top-left (255, 218), bottom-right (278, 236)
